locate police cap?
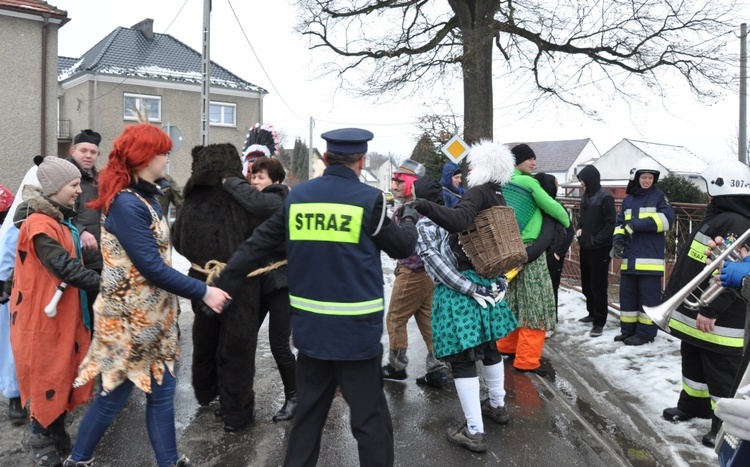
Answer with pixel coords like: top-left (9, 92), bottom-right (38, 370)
top-left (321, 128), bottom-right (374, 155)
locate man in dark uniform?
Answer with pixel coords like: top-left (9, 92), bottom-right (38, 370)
top-left (213, 128), bottom-right (418, 467)
top-left (66, 129), bottom-right (102, 328)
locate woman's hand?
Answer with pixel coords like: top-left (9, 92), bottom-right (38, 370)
top-left (202, 286), bottom-right (231, 313)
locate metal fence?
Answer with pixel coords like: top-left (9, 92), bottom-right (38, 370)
top-left (557, 198), bottom-right (708, 309)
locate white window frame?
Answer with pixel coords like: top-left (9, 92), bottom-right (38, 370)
top-left (123, 93), bottom-right (162, 122)
top-left (209, 101), bottom-right (237, 127)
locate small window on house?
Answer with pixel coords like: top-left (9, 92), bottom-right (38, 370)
top-left (209, 102), bottom-right (236, 127)
top-left (123, 93), bottom-right (161, 122)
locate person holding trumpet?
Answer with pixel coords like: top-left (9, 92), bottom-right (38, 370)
top-left (658, 160), bottom-right (750, 449)
top-left (10, 156), bottom-right (100, 467)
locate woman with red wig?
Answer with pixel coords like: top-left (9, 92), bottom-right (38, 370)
top-left (63, 124), bottom-right (229, 467)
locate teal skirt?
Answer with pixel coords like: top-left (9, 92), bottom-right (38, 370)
top-left (431, 270), bottom-right (518, 359)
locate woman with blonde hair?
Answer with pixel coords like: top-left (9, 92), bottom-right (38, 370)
top-left (63, 124), bottom-right (229, 467)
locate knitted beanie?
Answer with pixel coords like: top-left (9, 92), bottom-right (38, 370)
top-left (37, 157), bottom-right (81, 196)
top-left (511, 144), bottom-right (536, 166)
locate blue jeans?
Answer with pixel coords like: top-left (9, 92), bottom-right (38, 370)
top-left (69, 371), bottom-right (178, 467)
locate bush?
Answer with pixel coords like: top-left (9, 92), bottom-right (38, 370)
top-left (656, 175), bottom-right (707, 203)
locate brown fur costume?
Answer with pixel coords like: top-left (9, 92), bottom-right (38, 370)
top-left (171, 144), bottom-right (261, 430)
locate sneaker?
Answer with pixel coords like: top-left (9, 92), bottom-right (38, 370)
top-left (662, 407), bottom-right (711, 422)
top-left (613, 334), bottom-right (631, 342)
top-left (24, 432), bottom-right (63, 467)
top-left (578, 316), bottom-right (594, 323)
top-left (8, 397), bottom-right (27, 424)
top-left (624, 335), bottom-right (654, 346)
top-left (63, 457), bottom-right (94, 467)
top-left (481, 398), bottom-right (510, 424)
top-left (382, 364), bottom-right (407, 380)
top-left (589, 325), bottom-right (603, 337)
top-left (416, 370), bottom-right (448, 389)
top-left (446, 424), bottom-right (487, 453)
top-left (545, 330), bottom-right (554, 339)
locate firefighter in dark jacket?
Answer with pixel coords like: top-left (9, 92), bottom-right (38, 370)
top-left (661, 159), bottom-right (750, 449)
top-left (612, 157), bottom-right (675, 345)
top-left (66, 129), bottom-right (102, 328)
top-left (212, 128), bottom-right (418, 467)
top-left (576, 165), bottom-right (617, 337)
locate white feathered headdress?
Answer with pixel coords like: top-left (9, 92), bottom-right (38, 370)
top-left (465, 139), bottom-right (516, 188)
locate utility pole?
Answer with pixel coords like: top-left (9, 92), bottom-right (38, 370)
top-left (200, 0), bottom-right (212, 145)
top-left (309, 117), bottom-right (315, 179)
top-left (741, 23), bottom-right (747, 164)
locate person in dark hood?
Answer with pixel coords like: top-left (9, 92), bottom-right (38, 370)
top-left (612, 157), bottom-right (674, 346)
top-left (440, 161), bottom-right (466, 208)
top-left (575, 165), bottom-right (616, 337)
top-left (661, 160), bottom-right (750, 449)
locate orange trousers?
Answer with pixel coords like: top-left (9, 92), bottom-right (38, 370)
top-left (496, 327), bottom-right (546, 371)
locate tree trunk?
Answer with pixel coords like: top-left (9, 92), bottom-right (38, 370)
top-left (449, 0), bottom-right (499, 144)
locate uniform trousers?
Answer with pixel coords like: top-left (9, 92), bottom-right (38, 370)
top-left (283, 350), bottom-right (394, 467)
top-left (677, 341), bottom-right (741, 417)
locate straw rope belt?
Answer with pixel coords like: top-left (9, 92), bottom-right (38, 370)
top-left (190, 259), bottom-right (287, 285)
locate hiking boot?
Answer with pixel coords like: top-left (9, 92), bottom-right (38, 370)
top-left (49, 425), bottom-right (71, 458)
top-left (416, 370), bottom-right (448, 389)
top-left (590, 325), bottom-right (603, 337)
top-left (446, 424), bottom-right (487, 453)
top-left (578, 315), bottom-right (594, 323)
top-left (272, 393), bottom-right (297, 422)
top-left (624, 335), bottom-right (654, 346)
top-left (382, 364), bottom-right (407, 380)
top-left (63, 457), bottom-right (94, 467)
top-left (8, 397), bottom-right (27, 424)
top-left (613, 334), bottom-right (631, 342)
top-left (515, 366), bottom-right (549, 377)
top-left (702, 430), bottom-right (717, 448)
top-left (171, 455), bottom-right (190, 466)
top-left (24, 432), bottom-right (63, 467)
top-left (481, 398), bottom-right (510, 424)
top-left (662, 407), bottom-right (710, 422)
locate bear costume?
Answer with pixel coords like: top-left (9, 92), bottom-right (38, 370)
top-left (171, 144), bottom-right (262, 432)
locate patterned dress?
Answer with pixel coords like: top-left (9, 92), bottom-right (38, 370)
top-left (75, 190), bottom-right (179, 394)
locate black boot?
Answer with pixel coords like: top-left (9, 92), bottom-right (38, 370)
top-left (273, 392), bottom-right (297, 422)
top-left (702, 416), bottom-right (721, 448)
top-left (8, 397), bottom-right (27, 424)
top-left (48, 416), bottom-right (71, 458)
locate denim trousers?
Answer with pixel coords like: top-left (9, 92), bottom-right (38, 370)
top-left (69, 370), bottom-right (178, 467)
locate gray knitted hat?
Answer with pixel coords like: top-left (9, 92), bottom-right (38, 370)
top-left (37, 157), bottom-right (81, 196)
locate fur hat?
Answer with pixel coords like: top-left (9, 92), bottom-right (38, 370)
top-left (36, 156), bottom-right (81, 196)
top-left (73, 129), bottom-right (101, 146)
top-left (511, 144), bottom-right (536, 166)
top-left (465, 140), bottom-right (515, 188)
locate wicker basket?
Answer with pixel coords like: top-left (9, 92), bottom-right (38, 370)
top-left (458, 206), bottom-right (528, 278)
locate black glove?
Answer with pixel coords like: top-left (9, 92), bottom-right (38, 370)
top-left (400, 203), bottom-right (420, 223)
top-left (411, 198), bottom-right (430, 215)
top-left (610, 242), bottom-right (624, 259)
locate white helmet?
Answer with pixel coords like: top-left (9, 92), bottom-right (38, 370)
top-left (629, 156), bottom-right (662, 183)
top-left (701, 160), bottom-right (750, 197)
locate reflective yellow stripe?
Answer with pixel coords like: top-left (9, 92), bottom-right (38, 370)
top-left (637, 315), bottom-right (654, 325)
top-left (614, 227), bottom-right (625, 236)
top-left (620, 258), bottom-right (665, 272)
top-left (682, 379), bottom-right (710, 399)
top-left (289, 294), bottom-right (384, 315)
top-left (620, 310), bottom-right (638, 323)
top-left (668, 319), bottom-right (745, 348)
top-left (289, 203), bottom-right (363, 243)
top-left (640, 212), bottom-right (665, 232)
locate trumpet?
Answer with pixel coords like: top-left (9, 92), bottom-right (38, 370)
top-left (643, 228), bottom-right (750, 333)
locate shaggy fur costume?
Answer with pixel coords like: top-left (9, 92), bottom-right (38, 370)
top-left (465, 139), bottom-right (515, 188)
top-left (171, 144), bottom-right (262, 430)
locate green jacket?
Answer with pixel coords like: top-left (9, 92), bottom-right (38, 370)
top-left (507, 170), bottom-right (570, 242)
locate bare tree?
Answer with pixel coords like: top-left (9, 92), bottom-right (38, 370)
top-left (294, 0), bottom-right (738, 144)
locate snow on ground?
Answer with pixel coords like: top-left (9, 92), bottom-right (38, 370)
top-left (548, 286), bottom-right (717, 466)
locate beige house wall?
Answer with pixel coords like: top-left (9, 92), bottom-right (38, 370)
top-left (58, 75), bottom-right (264, 186)
top-left (0, 13), bottom-right (62, 192)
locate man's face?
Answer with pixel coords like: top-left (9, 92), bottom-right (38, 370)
top-left (391, 175), bottom-right (407, 200)
top-left (516, 157), bottom-right (536, 175)
top-left (70, 142), bottom-right (99, 171)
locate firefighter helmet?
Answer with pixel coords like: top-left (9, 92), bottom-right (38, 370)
top-left (701, 159), bottom-right (750, 197)
top-left (629, 157), bottom-right (662, 184)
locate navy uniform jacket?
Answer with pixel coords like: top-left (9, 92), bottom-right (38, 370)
top-left (662, 196), bottom-right (750, 355)
top-left (614, 186), bottom-right (674, 276)
top-left (215, 164), bottom-right (417, 360)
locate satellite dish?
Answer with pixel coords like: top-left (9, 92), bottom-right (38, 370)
top-left (161, 124), bottom-right (184, 153)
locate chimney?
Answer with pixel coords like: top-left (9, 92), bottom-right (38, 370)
top-left (132, 18), bottom-right (155, 42)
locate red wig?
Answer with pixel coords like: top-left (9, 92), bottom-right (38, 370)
top-left (88, 124), bottom-right (172, 213)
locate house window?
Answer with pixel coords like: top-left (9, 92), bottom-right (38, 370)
top-left (210, 102), bottom-right (236, 127)
top-left (123, 93), bottom-right (161, 122)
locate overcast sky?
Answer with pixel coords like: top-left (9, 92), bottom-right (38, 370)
top-left (52, 0), bottom-right (748, 162)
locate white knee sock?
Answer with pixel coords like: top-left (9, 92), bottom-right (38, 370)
top-left (454, 376), bottom-right (483, 434)
top-left (484, 362), bottom-right (506, 408)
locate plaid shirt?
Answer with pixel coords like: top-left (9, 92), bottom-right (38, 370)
top-left (415, 217), bottom-right (475, 296)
